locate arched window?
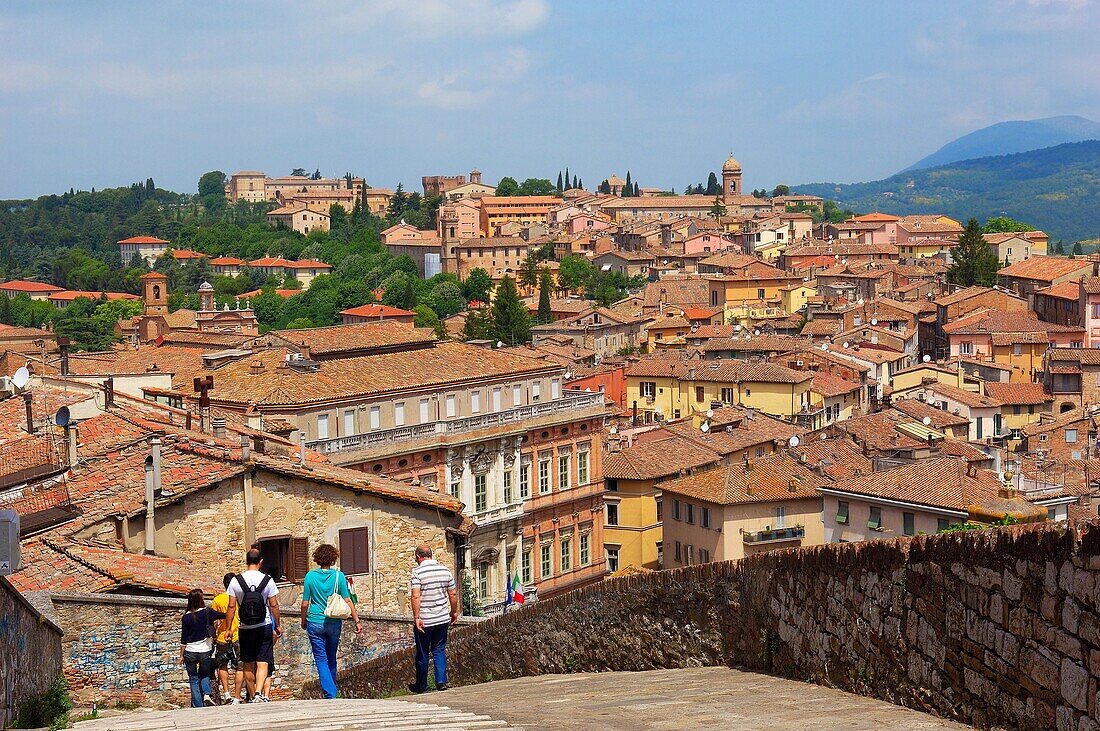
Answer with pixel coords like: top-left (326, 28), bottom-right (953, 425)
top-left (153, 285), bottom-right (161, 300)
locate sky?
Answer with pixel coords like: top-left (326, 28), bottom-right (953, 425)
top-left (1, 0), bottom-right (1098, 199)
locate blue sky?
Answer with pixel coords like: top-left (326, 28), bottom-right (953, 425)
top-left (1, 0), bottom-right (1098, 198)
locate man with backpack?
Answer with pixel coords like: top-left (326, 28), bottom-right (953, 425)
top-left (225, 548), bottom-right (282, 703)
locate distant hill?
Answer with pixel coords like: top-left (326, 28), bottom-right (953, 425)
top-left (792, 141), bottom-right (1100, 244)
top-left (903, 115), bottom-right (1100, 172)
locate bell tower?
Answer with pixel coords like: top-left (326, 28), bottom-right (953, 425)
top-left (722, 152), bottom-right (742, 205)
top-left (140, 271), bottom-right (169, 316)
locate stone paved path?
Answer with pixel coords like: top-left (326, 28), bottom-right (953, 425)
top-left (71, 668), bottom-right (971, 730)
top-left (427, 668), bottom-right (972, 730)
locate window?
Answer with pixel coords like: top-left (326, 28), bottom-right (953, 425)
top-left (1066, 429), bottom-right (1079, 444)
top-left (513, 383), bottom-right (522, 406)
top-left (702, 507), bottom-right (711, 529)
top-left (558, 453), bottom-right (571, 490)
top-left (521, 547), bottom-right (532, 584)
top-left (656, 541), bottom-right (663, 567)
top-left (720, 387), bottom-right (734, 403)
top-left (641, 381), bottom-right (656, 398)
top-left (477, 562), bottom-right (489, 598)
top-left (937, 518), bottom-right (950, 532)
top-left (540, 542), bottom-right (552, 578)
top-left (696, 386), bottom-right (705, 402)
top-left (338, 527), bottom-right (370, 574)
top-left (711, 290), bottom-right (719, 307)
top-left (1013, 405), bottom-right (1022, 416)
top-left (868, 506), bottom-right (882, 531)
top-left (552, 379), bottom-right (561, 399)
top-left (316, 414), bottom-right (329, 440)
top-left (492, 388), bottom-right (501, 412)
top-left (420, 398), bottom-right (430, 423)
top-left (578, 450), bottom-right (590, 485)
top-left (343, 410), bottom-right (355, 436)
top-left (449, 478), bottom-right (460, 498)
top-left (685, 545), bottom-right (694, 565)
top-left (699, 548), bottom-right (710, 564)
top-left (836, 501), bottom-right (849, 524)
top-left (394, 402), bottom-right (405, 427)
top-left (655, 500), bottom-right (663, 522)
top-left (757, 288), bottom-right (765, 299)
top-left (775, 505), bottom-right (785, 529)
top-left (674, 541), bottom-right (682, 562)
top-left (686, 503), bottom-right (694, 525)
top-left (471, 390), bottom-right (481, 413)
top-left (445, 394), bottom-right (456, 417)
top-left (532, 381), bottom-right (541, 401)
top-left (903, 512), bottom-right (915, 537)
top-left (959, 341), bottom-right (973, 355)
top-left (520, 460), bottom-right (531, 499)
top-left (745, 388), bottom-right (752, 397)
top-left (538, 456), bottom-right (551, 494)
top-left (369, 406), bottom-right (380, 430)
top-left (579, 533), bottom-right (590, 565)
top-left (606, 502), bottom-right (619, 526)
top-left (560, 536), bottom-right (572, 573)
top-left (474, 474), bottom-right (487, 512)
top-left (503, 470), bottom-right (513, 503)
top-left (605, 546), bottom-right (620, 572)
top-left (257, 537), bottom-right (291, 582)
top-left (1013, 343), bottom-right (1023, 356)
top-left (673, 499), bottom-right (682, 521)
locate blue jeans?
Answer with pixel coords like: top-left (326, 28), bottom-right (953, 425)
top-left (183, 650), bottom-right (213, 707)
top-left (306, 620), bottom-right (343, 699)
top-left (413, 622), bottom-right (449, 690)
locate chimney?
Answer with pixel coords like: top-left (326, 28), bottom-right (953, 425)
top-left (104, 377), bottom-right (115, 408)
top-left (212, 416), bottom-right (227, 439)
top-left (249, 361), bottom-right (265, 375)
top-left (300, 344), bottom-right (311, 361)
top-left (66, 424), bottom-right (78, 467)
top-left (299, 433), bottom-right (307, 466)
top-left (240, 433), bottom-right (251, 461)
top-left (22, 392), bottom-right (33, 435)
top-left (58, 336), bottom-right (70, 376)
top-left (144, 437), bottom-right (162, 555)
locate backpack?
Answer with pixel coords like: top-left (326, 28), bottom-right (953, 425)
top-left (236, 573), bottom-right (271, 626)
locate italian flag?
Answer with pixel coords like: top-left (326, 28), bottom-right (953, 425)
top-left (508, 574), bottom-right (525, 605)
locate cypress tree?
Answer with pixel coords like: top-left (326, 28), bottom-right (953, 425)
top-left (537, 267), bottom-right (553, 324)
top-left (947, 218), bottom-right (1001, 287)
top-left (565, 167), bottom-right (570, 189)
top-left (557, 172), bottom-right (564, 192)
top-left (634, 181), bottom-right (640, 196)
top-left (573, 175), bottom-right (579, 189)
top-left (491, 275), bottom-right (531, 345)
top-left (624, 171), bottom-right (632, 197)
top-left (1073, 241), bottom-right (1084, 255)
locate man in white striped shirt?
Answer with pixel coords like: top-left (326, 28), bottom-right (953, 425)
top-left (408, 544), bottom-right (458, 693)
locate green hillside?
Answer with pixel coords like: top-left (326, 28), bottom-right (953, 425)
top-left (793, 141), bottom-right (1100, 244)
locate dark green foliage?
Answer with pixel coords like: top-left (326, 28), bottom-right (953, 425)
top-left (426, 280), bottom-right (465, 318)
top-left (52, 296), bottom-right (142, 351)
top-left (495, 177), bottom-right (520, 196)
top-left (948, 218), bottom-right (1001, 287)
top-left (537, 267), bottom-right (553, 324)
top-left (983, 215), bottom-right (1034, 233)
top-left (772, 184), bottom-right (790, 197)
top-left (14, 674), bottom-right (72, 729)
top-left (491, 276), bottom-right (531, 345)
top-left (413, 304), bottom-right (445, 339)
top-left (461, 309), bottom-right (494, 341)
top-left (556, 172), bottom-right (563, 192)
top-left (598, 180), bottom-right (611, 194)
top-left (792, 140), bottom-right (1100, 243)
top-left (705, 172), bottom-right (720, 196)
top-left (463, 268), bottom-right (493, 304)
top-left (1073, 241), bottom-right (1084, 255)
top-left (623, 171), bottom-right (632, 197)
top-left (519, 249), bottom-right (540, 290)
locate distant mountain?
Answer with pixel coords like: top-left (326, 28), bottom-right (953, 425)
top-left (792, 141), bottom-right (1100, 244)
top-left (903, 115), bottom-right (1100, 172)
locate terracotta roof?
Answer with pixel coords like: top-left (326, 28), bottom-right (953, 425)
top-left (700, 334), bottom-right (810, 353)
top-left (118, 236), bottom-right (169, 244)
top-left (170, 249), bottom-right (206, 260)
top-left (1035, 281), bottom-right (1080, 300)
top-left (810, 372), bottom-right (862, 398)
top-left (935, 286), bottom-right (1000, 307)
top-left (896, 215), bottom-right (963, 234)
top-left (792, 436), bottom-right (874, 480)
top-left (1080, 277), bottom-right (1100, 295)
top-left (268, 321), bottom-right (435, 356)
top-left (661, 452), bottom-right (829, 505)
top-left (889, 398), bottom-right (970, 428)
top-left (48, 290), bottom-right (139, 302)
top-left (997, 257), bottom-right (1091, 282)
top-left (1047, 347), bottom-right (1100, 366)
top-left (801, 320), bottom-right (841, 337)
top-left (942, 310), bottom-right (1078, 336)
top-left (821, 457), bottom-right (1001, 513)
top-left (210, 256), bottom-right (245, 266)
top-left (340, 303), bottom-right (417, 318)
top-left (0, 280), bottom-right (64, 293)
top-left (925, 381), bottom-right (1001, 409)
top-left (603, 433), bottom-right (722, 480)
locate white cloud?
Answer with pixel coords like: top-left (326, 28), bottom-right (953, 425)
top-left (316, 0), bottom-right (549, 39)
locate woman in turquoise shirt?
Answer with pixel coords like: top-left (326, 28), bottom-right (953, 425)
top-left (300, 543), bottom-right (362, 698)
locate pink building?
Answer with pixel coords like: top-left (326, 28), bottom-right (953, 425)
top-left (681, 231), bottom-right (733, 256)
top-left (1081, 277), bottom-right (1100, 347)
top-left (567, 213), bottom-right (613, 234)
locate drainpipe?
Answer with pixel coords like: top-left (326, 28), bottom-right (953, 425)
top-left (298, 433), bottom-right (307, 466)
top-left (240, 433), bottom-right (250, 461)
top-left (243, 469), bottom-right (255, 548)
top-left (66, 424), bottom-right (78, 467)
top-left (143, 455), bottom-right (156, 555)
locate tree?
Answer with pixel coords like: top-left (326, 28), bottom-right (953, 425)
top-left (772, 184), bottom-right (790, 197)
top-left (311, 169), bottom-right (322, 180)
top-left (947, 218), bottom-right (1001, 287)
top-left (574, 175), bottom-right (580, 190)
top-left (633, 182), bottom-right (639, 196)
top-left (197, 171), bottom-right (227, 215)
top-left (558, 255), bottom-right (594, 293)
top-left (983, 216), bottom-right (1035, 233)
top-left (518, 178), bottom-right (556, 196)
top-left (491, 276), bottom-right (531, 345)
top-left (291, 168), bottom-right (307, 177)
top-left (556, 172), bottom-right (564, 192)
top-left (1053, 240), bottom-right (1065, 255)
top-left (519, 250), bottom-right (540, 291)
top-left (536, 267), bottom-right (554, 324)
top-left (710, 196), bottom-right (727, 222)
top-left (705, 172), bottom-right (720, 196)
top-left (461, 309), bottom-right (494, 341)
top-left (462, 268), bottom-right (493, 304)
top-left (285, 317), bottom-right (314, 329)
top-left (624, 171), bottom-right (632, 197)
top-left (387, 183), bottom-right (408, 219)
top-left (381, 271), bottom-right (418, 310)
top-left (598, 180), bottom-right (611, 194)
top-left (564, 167), bottom-right (570, 190)
top-left (426, 280), bottom-right (465, 318)
top-left (495, 177), bottom-right (520, 196)
top-left (0, 293), bottom-right (10, 325)
top-left (413, 304), bottom-right (446, 339)
top-left (1073, 241), bottom-right (1084, 255)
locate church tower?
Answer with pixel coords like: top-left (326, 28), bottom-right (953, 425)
top-left (140, 271), bottom-right (169, 316)
top-left (198, 281), bottom-right (215, 312)
top-left (722, 153), bottom-right (742, 205)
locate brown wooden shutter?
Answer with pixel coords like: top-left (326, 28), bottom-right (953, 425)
top-left (339, 527), bottom-right (370, 574)
top-left (339, 530), bottom-right (354, 572)
top-left (289, 537), bottom-right (309, 583)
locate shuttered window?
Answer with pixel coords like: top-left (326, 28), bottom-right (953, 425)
top-left (339, 527), bottom-right (371, 575)
top-left (285, 536), bottom-right (309, 583)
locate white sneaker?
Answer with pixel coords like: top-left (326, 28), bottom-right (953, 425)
top-left (251, 694), bottom-right (270, 703)
top-left (202, 694), bottom-right (215, 707)
top-left (228, 698), bottom-right (240, 705)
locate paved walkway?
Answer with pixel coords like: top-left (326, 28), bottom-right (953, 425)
top-left (72, 668), bottom-right (970, 730)
top-left (429, 668), bottom-right (970, 730)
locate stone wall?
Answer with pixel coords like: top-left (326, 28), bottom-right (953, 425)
top-left (324, 520), bottom-right (1100, 730)
top-left (0, 576), bottom-right (63, 725)
top-left (51, 592), bottom-right (414, 708)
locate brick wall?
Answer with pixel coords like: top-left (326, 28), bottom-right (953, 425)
top-left (51, 593), bottom-right (414, 708)
top-left (322, 521), bottom-right (1100, 730)
top-left (0, 576), bottom-right (63, 725)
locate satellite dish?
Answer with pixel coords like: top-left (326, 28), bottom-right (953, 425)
top-left (12, 367), bottom-right (29, 389)
top-left (706, 408), bottom-right (714, 418)
top-left (788, 436), bottom-right (800, 447)
top-left (496, 341), bottom-right (504, 348)
top-left (609, 425), bottom-right (618, 434)
top-left (819, 432), bottom-right (828, 440)
top-left (55, 406), bottom-right (71, 428)
top-left (821, 343), bottom-right (829, 351)
top-left (922, 416), bottom-right (932, 426)
top-left (857, 298), bottom-right (864, 305)
top-left (871, 318), bottom-right (878, 326)
top-left (922, 354), bottom-right (931, 363)
top-left (654, 406), bottom-right (663, 415)
top-left (753, 329), bottom-right (761, 336)
top-left (842, 341), bottom-right (850, 349)
top-left (734, 324), bottom-right (742, 332)
top-left (926, 394), bottom-right (936, 404)
top-left (701, 422), bottom-right (710, 433)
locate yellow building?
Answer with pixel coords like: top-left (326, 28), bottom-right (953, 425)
top-left (661, 452), bottom-right (827, 566)
top-left (603, 408), bottom-right (805, 570)
top-left (991, 333), bottom-right (1052, 383)
top-left (478, 196), bottom-right (560, 236)
top-left (705, 271), bottom-right (801, 321)
top-left (899, 239), bottom-right (958, 259)
top-left (984, 382), bottom-right (1053, 449)
top-left (780, 282), bottom-right (816, 315)
top-left (803, 372), bottom-right (864, 429)
top-left (624, 357), bottom-right (812, 424)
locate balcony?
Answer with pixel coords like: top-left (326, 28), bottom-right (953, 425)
top-left (469, 500), bottom-right (524, 528)
top-left (307, 390), bottom-right (609, 461)
top-left (743, 526), bottom-right (805, 544)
